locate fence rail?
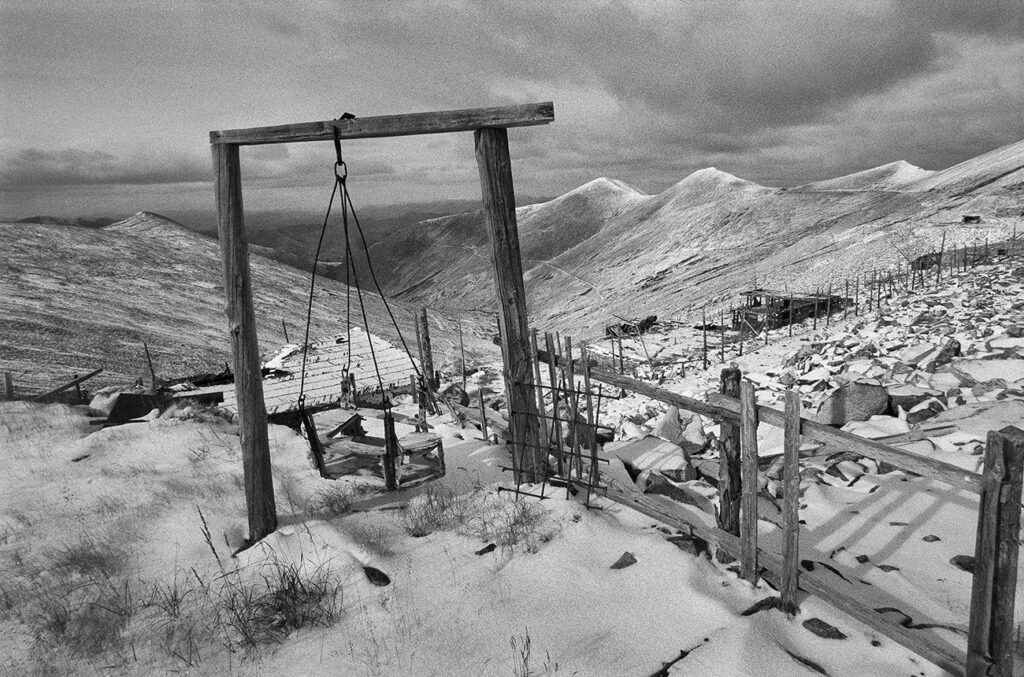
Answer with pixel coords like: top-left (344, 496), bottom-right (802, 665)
top-left (519, 338), bottom-right (1019, 677)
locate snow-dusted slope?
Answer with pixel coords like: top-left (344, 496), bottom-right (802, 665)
top-left (801, 160), bottom-right (934, 192)
top-left (0, 217), bottom-right (487, 393)
top-left (904, 137), bottom-right (1024, 194)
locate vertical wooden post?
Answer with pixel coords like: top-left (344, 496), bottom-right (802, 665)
top-left (281, 318), bottom-right (290, 344)
top-left (382, 412), bottom-right (399, 490)
top-left (458, 315), bottom-right (467, 392)
top-left (825, 283), bottom-right (832, 326)
top-left (781, 389), bottom-right (802, 616)
top-left (967, 426), bottom-right (1024, 677)
top-left (143, 341), bottom-right (157, 394)
top-left (531, 328), bottom-right (549, 459)
top-left (213, 141), bottom-right (276, 543)
top-left (812, 289), bottom-right (819, 330)
top-left (564, 336), bottom-right (583, 479)
top-left (475, 127), bottom-right (541, 483)
top-left (582, 345), bottom-right (599, 497)
top-left (702, 307), bottom-right (709, 370)
top-left (854, 276), bottom-right (859, 315)
top-left (545, 332), bottom-right (565, 477)
top-left (719, 309), bottom-right (726, 363)
top-left (739, 380), bottom-right (760, 584)
top-left (418, 308), bottom-right (436, 390)
top-left (478, 390), bottom-right (490, 442)
top-left (843, 279), bottom-right (849, 320)
top-left (937, 233), bottom-right (946, 287)
top-left (717, 367), bottom-right (742, 547)
top-left (788, 292), bottom-right (794, 336)
top-left (2, 372), bottom-right (13, 400)
top-left (618, 336), bottom-right (624, 374)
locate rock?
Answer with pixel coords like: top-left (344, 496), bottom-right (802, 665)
top-left (953, 358), bottom-right (1024, 385)
top-left (887, 384), bottom-right (943, 414)
top-left (1007, 325), bottom-right (1024, 338)
top-left (651, 406), bottom-right (683, 444)
top-left (610, 551), bottom-right (638, 569)
top-left (814, 382), bottom-right (889, 426)
top-left (441, 383), bottom-right (471, 406)
top-left (897, 342), bottom-right (937, 366)
top-left (802, 618), bottom-right (847, 640)
top-left (905, 397), bottom-right (946, 425)
top-left (363, 566), bottom-right (391, 586)
top-left (798, 365), bottom-right (833, 383)
top-left (922, 534), bottom-right (941, 543)
top-left (679, 412), bottom-right (708, 454)
top-left (950, 555), bottom-right (975, 574)
top-left (923, 339), bottom-right (961, 372)
top-left (643, 473), bottom-right (716, 515)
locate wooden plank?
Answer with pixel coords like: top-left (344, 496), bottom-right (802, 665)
top-left (382, 413), bottom-right (398, 491)
top-left (603, 485), bottom-right (968, 677)
top-left (718, 367), bottom-right (742, 540)
top-left (739, 380), bottom-right (759, 584)
top-left (545, 332), bottom-right (565, 476)
top-left (708, 392), bottom-right (981, 493)
top-left (211, 102), bottom-right (555, 146)
top-left (213, 141), bottom-right (277, 542)
top-left (781, 390), bottom-right (802, 616)
top-left (967, 426), bottom-right (1024, 676)
top-left (475, 126), bottom-right (541, 482)
top-left (31, 367), bottom-right (103, 402)
top-left (418, 308), bottom-right (436, 390)
top-left (532, 328), bottom-right (550, 462)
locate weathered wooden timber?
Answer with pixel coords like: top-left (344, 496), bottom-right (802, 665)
top-left (211, 102), bottom-right (554, 146)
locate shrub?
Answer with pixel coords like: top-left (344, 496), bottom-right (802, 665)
top-left (403, 485), bottom-right (467, 537)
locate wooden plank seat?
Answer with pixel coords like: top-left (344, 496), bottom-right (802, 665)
top-left (398, 432), bottom-right (445, 473)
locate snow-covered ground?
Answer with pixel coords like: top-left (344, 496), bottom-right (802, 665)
top-left (3, 259), bottom-right (1023, 676)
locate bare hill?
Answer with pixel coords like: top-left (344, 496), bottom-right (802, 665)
top-left (800, 160), bottom-right (933, 191)
top-left (0, 213), bottom-right (492, 394)
top-left (390, 139), bottom-right (1024, 337)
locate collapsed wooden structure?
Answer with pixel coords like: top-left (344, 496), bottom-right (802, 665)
top-left (733, 288), bottom-right (850, 331)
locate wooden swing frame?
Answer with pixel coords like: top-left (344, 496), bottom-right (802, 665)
top-left (211, 102), bottom-right (554, 542)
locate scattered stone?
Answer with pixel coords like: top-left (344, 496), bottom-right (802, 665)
top-left (785, 650), bottom-right (828, 675)
top-left (924, 338), bottom-right (961, 372)
top-left (741, 596), bottom-right (783, 616)
top-left (803, 617), bottom-right (847, 640)
top-left (922, 534), bottom-right (941, 543)
top-left (906, 398), bottom-right (946, 425)
top-left (440, 383), bottom-right (470, 406)
top-left (950, 555), bottom-right (975, 574)
top-left (815, 381), bottom-right (889, 426)
top-left (610, 551), bottom-right (638, 569)
top-left (876, 564), bottom-right (900, 572)
top-left (854, 554), bottom-right (870, 564)
top-left (475, 543), bottom-right (497, 556)
top-left (363, 566), bottom-right (391, 586)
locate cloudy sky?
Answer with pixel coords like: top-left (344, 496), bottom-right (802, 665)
top-left (2, 0), bottom-right (1023, 221)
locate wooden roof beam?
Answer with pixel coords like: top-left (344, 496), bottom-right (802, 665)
top-left (210, 102), bottom-right (554, 146)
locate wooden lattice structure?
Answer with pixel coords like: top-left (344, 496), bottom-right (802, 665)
top-left (733, 288), bottom-right (850, 331)
top-left (210, 103), bottom-right (554, 541)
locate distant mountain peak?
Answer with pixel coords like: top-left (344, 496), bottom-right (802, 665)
top-left (666, 167), bottom-right (761, 194)
top-left (104, 211), bottom-right (198, 238)
top-left (802, 160), bottom-right (933, 191)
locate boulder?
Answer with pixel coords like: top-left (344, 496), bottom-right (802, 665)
top-left (897, 342), bottom-right (937, 367)
top-left (906, 398), bottom-right (946, 425)
top-left (815, 381), bottom-right (889, 426)
top-left (922, 339), bottom-right (961, 372)
top-left (887, 384), bottom-right (944, 414)
top-left (651, 406), bottom-right (682, 443)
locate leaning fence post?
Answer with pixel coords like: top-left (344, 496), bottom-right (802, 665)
top-left (382, 412), bottom-right (399, 491)
top-left (717, 366), bottom-right (742, 562)
top-left (781, 389), bottom-right (802, 616)
top-left (967, 426), bottom-right (1024, 677)
top-left (739, 380), bottom-right (760, 584)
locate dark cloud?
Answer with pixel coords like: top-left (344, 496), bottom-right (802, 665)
top-left (0, 147), bottom-right (210, 189)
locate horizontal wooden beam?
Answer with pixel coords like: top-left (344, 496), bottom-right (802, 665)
top-left (536, 347), bottom-right (980, 493)
top-left (32, 368), bottom-right (103, 402)
top-left (708, 392), bottom-right (981, 494)
top-left (210, 102), bottom-right (555, 146)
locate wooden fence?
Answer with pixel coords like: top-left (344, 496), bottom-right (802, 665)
top-left (530, 347), bottom-right (1022, 677)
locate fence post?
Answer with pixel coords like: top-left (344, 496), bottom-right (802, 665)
top-left (740, 380), bottom-right (760, 584)
top-left (717, 366), bottom-right (742, 561)
top-left (781, 389), bottom-right (802, 616)
top-left (2, 372), bottom-right (12, 400)
top-left (703, 307), bottom-right (709, 370)
top-left (382, 412), bottom-right (399, 490)
top-left (967, 426), bottom-right (1024, 677)
top-left (544, 332), bottom-right (565, 477)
